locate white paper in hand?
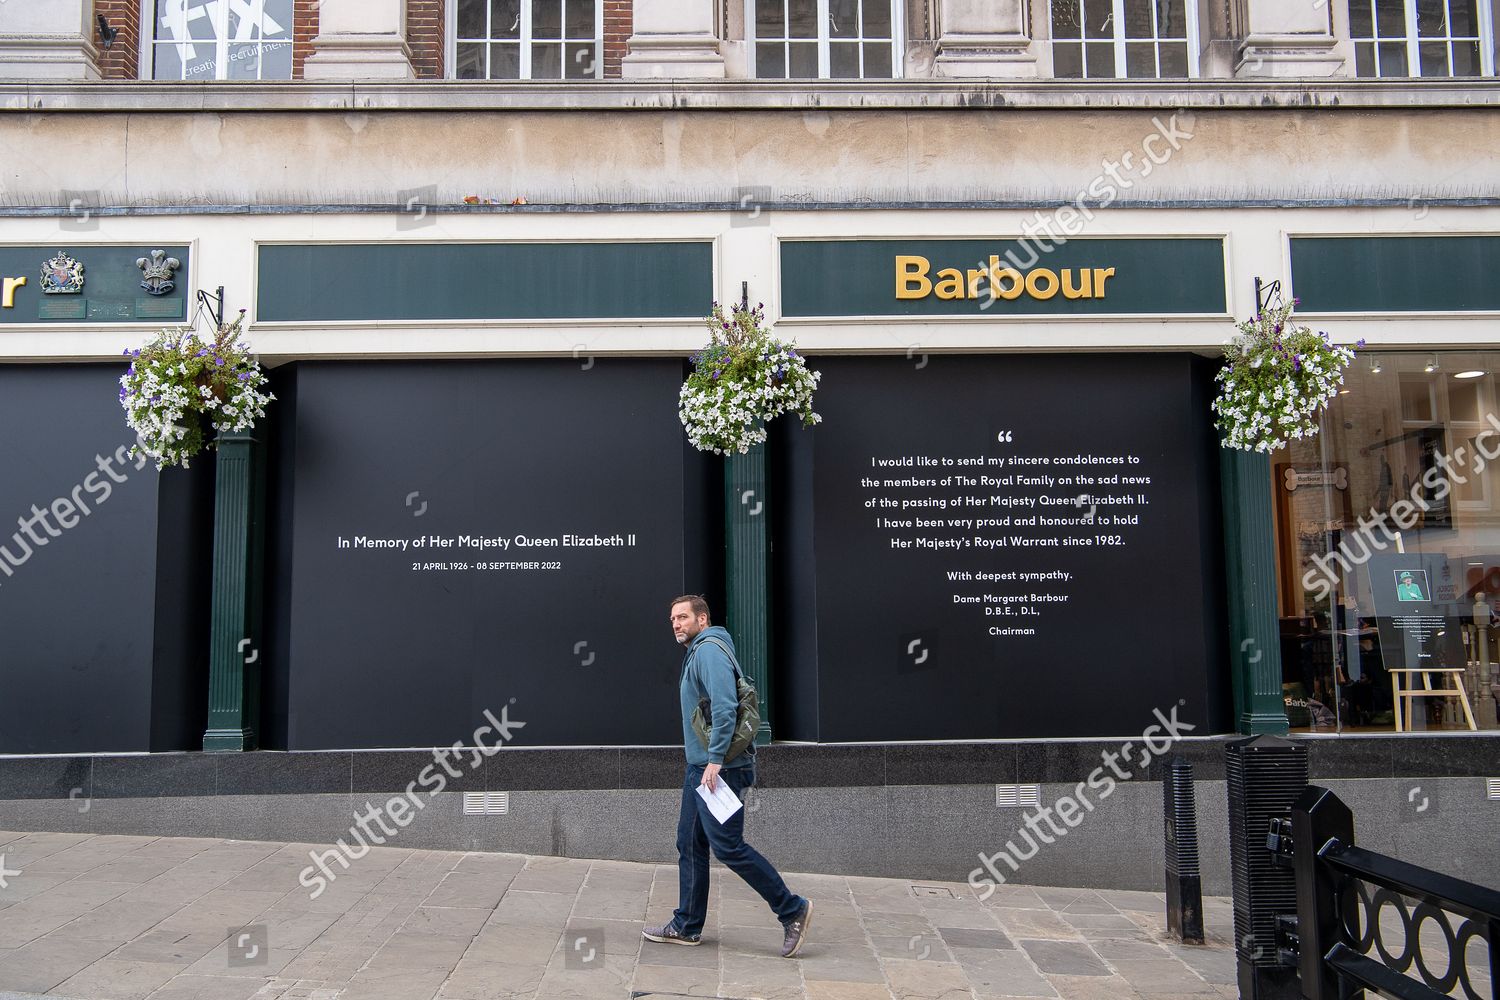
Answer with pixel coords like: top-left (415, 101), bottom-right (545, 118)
top-left (696, 777), bottom-right (744, 824)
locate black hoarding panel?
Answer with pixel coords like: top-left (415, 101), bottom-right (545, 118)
top-left (795, 354), bottom-right (1224, 741)
top-left (270, 360), bottom-right (706, 750)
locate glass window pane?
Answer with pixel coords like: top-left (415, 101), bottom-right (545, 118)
top-left (1375, 0), bottom-right (1406, 37)
top-left (1158, 40), bottom-right (1188, 74)
top-left (789, 40), bottom-right (819, 74)
top-left (227, 0), bottom-right (290, 41)
top-left (491, 0), bottom-right (521, 38)
top-left (1053, 41), bottom-right (1085, 74)
top-left (1349, 0), bottom-right (1373, 35)
top-left (1052, 0), bottom-right (1083, 38)
top-left (1085, 40), bottom-right (1116, 74)
top-left (863, 0), bottom-right (893, 36)
top-left (756, 42), bottom-right (788, 76)
top-left (1419, 39), bottom-right (1451, 72)
top-left (152, 41), bottom-right (187, 80)
top-left (456, 42), bottom-right (486, 77)
top-left (565, 0), bottom-right (596, 37)
top-left (531, 41), bottom-right (562, 76)
top-left (756, 0), bottom-right (786, 37)
top-left (1416, 0), bottom-right (1447, 35)
top-left (1125, 41), bottom-right (1157, 74)
top-left (491, 41), bottom-right (521, 77)
top-left (789, 2), bottom-right (818, 37)
top-left (1355, 40), bottom-right (1376, 73)
top-left (1084, 0), bottom-right (1114, 38)
top-left (1157, 0), bottom-right (1186, 37)
top-left (1124, 0), bottom-right (1155, 39)
top-left (830, 40), bottom-right (860, 75)
top-left (1452, 39), bottom-right (1480, 72)
top-left (1449, 380), bottom-right (1481, 423)
top-left (1378, 40), bottom-right (1409, 73)
top-left (1401, 379), bottom-right (1434, 422)
top-left (458, 0), bottom-right (487, 38)
top-left (863, 41), bottom-right (893, 76)
top-left (227, 43), bottom-right (261, 80)
top-left (831, 0), bottom-right (858, 37)
top-left (534, 0), bottom-right (562, 37)
top-left (1450, 0), bottom-right (1477, 36)
top-left (264, 38), bottom-right (293, 78)
top-left (565, 41), bottom-right (597, 77)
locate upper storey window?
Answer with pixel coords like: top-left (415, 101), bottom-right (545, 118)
top-left (748, 0), bottom-right (902, 78)
top-left (149, 0), bottom-right (294, 80)
top-left (452, 0), bottom-right (604, 79)
top-left (1049, 0), bottom-right (1199, 77)
top-left (1348, 0), bottom-right (1494, 75)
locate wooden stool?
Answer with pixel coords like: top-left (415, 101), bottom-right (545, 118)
top-left (1389, 668), bottom-right (1478, 732)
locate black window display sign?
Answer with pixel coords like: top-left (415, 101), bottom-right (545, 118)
top-left (1367, 552), bottom-right (1468, 678)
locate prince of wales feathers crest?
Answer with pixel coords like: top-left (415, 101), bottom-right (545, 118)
top-left (136, 250), bottom-right (181, 296)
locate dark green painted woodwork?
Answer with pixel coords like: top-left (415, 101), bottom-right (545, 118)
top-left (0, 245), bottom-right (190, 324)
top-left (725, 444), bottom-right (773, 746)
top-left (1290, 236), bottom-right (1500, 313)
top-left (256, 242), bottom-right (713, 322)
top-left (203, 431), bottom-right (267, 752)
top-left (780, 238), bottom-right (1227, 316)
top-left (1220, 448), bottom-right (1289, 736)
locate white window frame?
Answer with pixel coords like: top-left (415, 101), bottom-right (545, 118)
top-left (139, 0), bottom-right (295, 82)
top-left (1048, 0), bottom-right (1201, 78)
top-left (1347, 0), bottom-right (1495, 76)
top-left (445, 0), bottom-right (606, 80)
top-left (745, 0), bottom-right (905, 79)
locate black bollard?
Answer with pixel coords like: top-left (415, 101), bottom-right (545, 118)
top-left (1163, 757), bottom-right (1205, 944)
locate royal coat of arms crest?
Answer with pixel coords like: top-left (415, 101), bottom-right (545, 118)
top-left (136, 250), bottom-right (181, 296)
top-left (40, 252), bottom-right (85, 295)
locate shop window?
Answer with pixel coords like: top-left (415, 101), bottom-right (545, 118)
top-left (1050, 0), bottom-right (1198, 77)
top-left (1347, 0), bottom-right (1495, 76)
top-left (452, 0), bottom-right (603, 79)
top-left (1271, 352), bottom-right (1500, 734)
top-left (147, 0), bottom-right (294, 81)
top-left (748, 0), bottom-right (901, 79)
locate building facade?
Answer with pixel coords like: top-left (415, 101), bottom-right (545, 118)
top-left (0, 0), bottom-right (1497, 890)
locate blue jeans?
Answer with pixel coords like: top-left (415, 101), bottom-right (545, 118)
top-left (672, 762), bottom-right (805, 937)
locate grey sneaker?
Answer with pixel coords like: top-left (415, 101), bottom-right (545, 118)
top-left (642, 922), bottom-right (701, 946)
top-left (780, 899), bottom-right (812, 958)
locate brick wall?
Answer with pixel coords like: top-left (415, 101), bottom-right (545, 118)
top-left (604, 0), bottom-right (632, 78)
top-left (408, 0), bottom-right (446, 79)
top-left (95, 0), bottom-right (141, 80)
top-left (292, 0), bottom-right (319, 79)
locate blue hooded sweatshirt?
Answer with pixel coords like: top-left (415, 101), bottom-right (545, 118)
top-left (679, 625), bottom-right (752, 769)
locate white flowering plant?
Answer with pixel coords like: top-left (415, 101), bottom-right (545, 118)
top-left (119, 309), bottom-right (275, 469)
top-left (1212, 298), bottom-right (1362, 453)
top-left (679, 301), bottom-right (822, 455)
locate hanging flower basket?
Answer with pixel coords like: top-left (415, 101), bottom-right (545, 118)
top-left (1212, 298), bottom-right (1362, 453)
top-left (679, 301), bottom-right (822, 456)
top-left (119, 309), bottom-right (275, 469)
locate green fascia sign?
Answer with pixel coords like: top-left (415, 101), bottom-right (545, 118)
top-left (0, 245), bottom-right (190, 325)
top-left (256, 242), bottom-right (714, 322)
top-left (1290, 236), bottom-right (1500, 313)
top-left (780, 238), bottom-right (1227, 317)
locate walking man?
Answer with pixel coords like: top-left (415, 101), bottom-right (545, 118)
top-left (643, 595), bottom-right (813, 958)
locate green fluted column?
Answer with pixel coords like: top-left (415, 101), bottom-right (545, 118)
top-left (725, 442), bottom-right (773, 745)
top-left (203, 431), bottom-right (266, 752)
top-left (1221, 448), bottom-right (1290, 735)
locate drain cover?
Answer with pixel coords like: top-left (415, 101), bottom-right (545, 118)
top-left (912, 884), bottom-right (956, 898)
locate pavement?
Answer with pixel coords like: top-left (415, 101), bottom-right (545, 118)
top-left (0, 829), bottom-right (1237, 1000)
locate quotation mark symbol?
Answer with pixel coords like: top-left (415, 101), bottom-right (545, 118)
top-left (406, 492), bottom-right (428, 517)
top-left (70, 787), bottom-right (91, 813)
top-left (1240, 638), bottom-right (1262, 664)
top-left (741, 490), bottom-right (763, 517)
top-left (906, 344), bottom-right (929, 370)
top-left (238, 639), bottom-right (258, 665)
top-left (573, 641), bottom-right (595, 667)
top-left (907, 639), bottom-right (929, 665)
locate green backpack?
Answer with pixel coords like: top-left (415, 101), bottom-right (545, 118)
top-left (689, 636), bottom-right (760, 763)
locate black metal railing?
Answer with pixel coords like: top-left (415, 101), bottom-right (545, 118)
top-left (1268, 785), bottom-right (1500, 1000)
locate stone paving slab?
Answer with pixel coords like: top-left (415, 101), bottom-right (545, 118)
top-left (0, 830), bottom-right (1237, 1000)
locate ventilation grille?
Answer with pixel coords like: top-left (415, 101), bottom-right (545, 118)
top-left (463, 792), bottom-right (510, 815)
top-left (995, 783), bottom-right (1042, 808)
top-left (1488, 778), bottom-right (1500, 800)
top-left (1164, 759), bottom-right (1201, 877)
